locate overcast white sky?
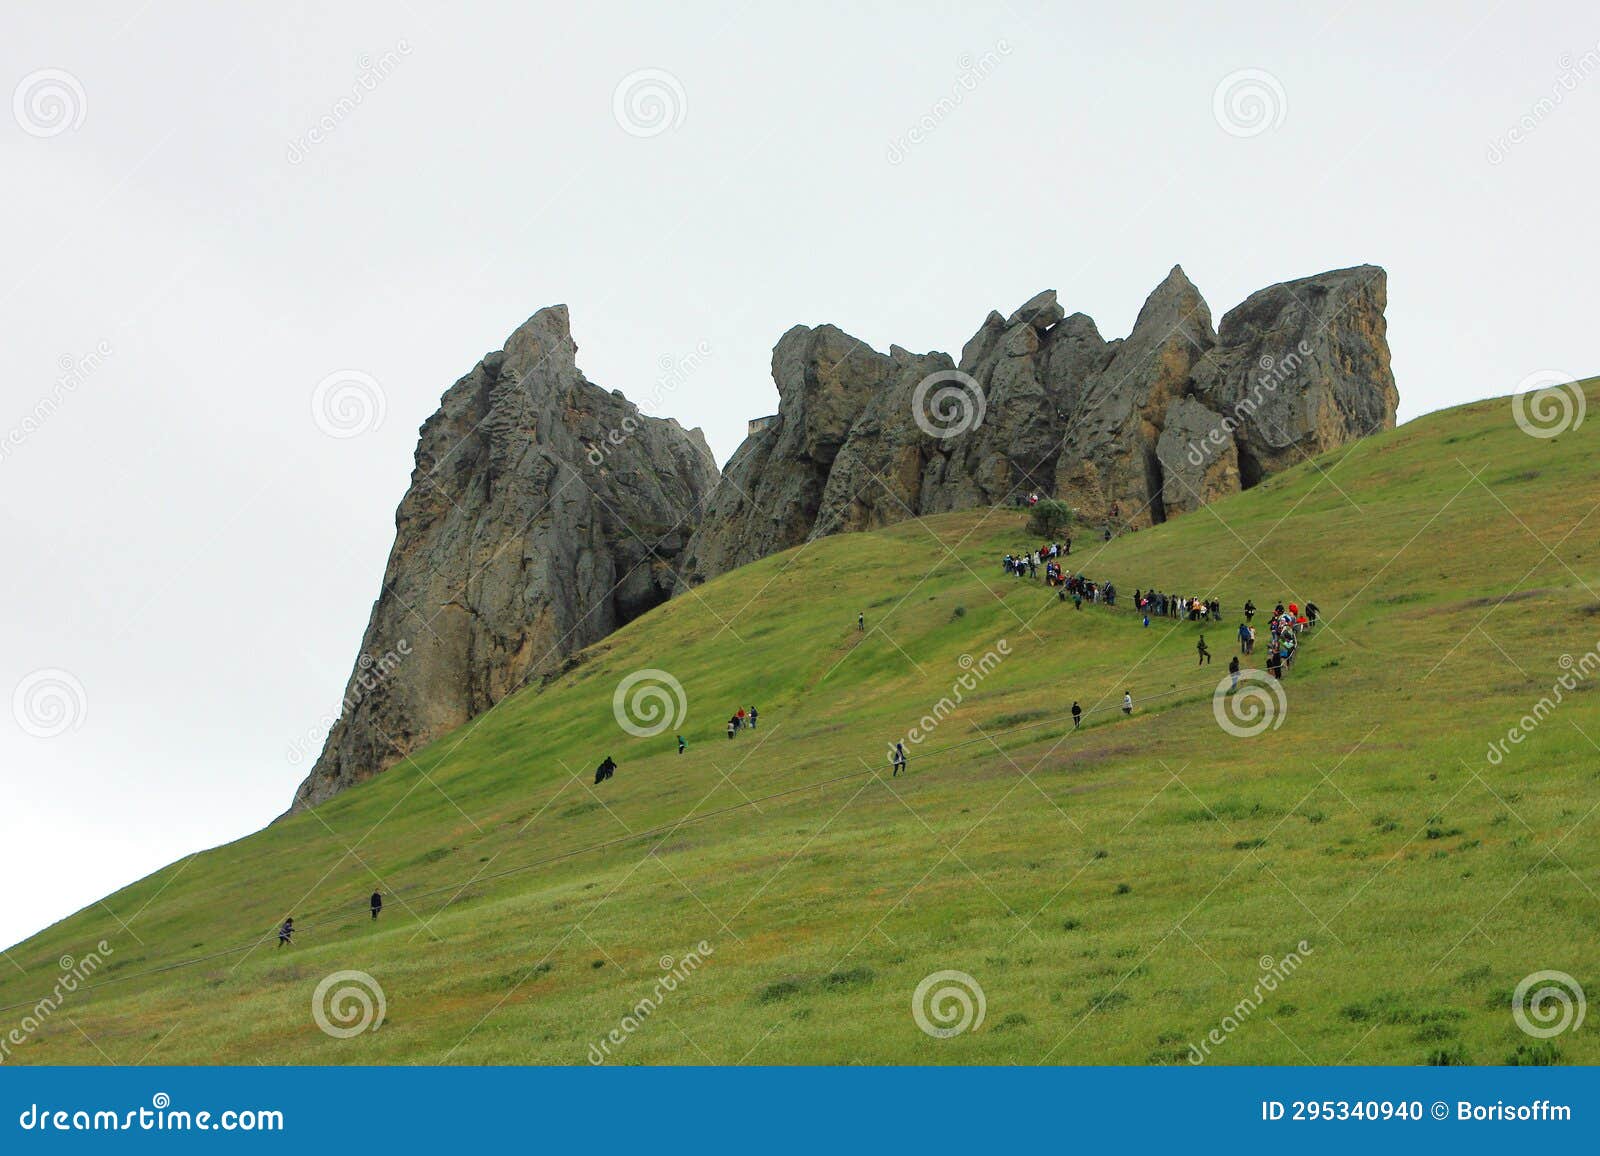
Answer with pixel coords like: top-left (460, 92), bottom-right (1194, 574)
top-left (2, 1), bottom-right (1595, 949)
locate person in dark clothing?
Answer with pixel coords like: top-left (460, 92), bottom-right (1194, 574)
top-left (1071, 701), bottom-right (1082, 729)
top-left (1305, 601), bottom-right (1320, 626)
top-left (1228, 655), bottom-right (1240, 690)
top-left (370, 891), bottom-right (382, 921)
top-left (278, 917), bottom-right (294, 948)
top-left (1197, 636), bottom-right (1212, 665)
top-left (677, 734), bottom-right (686, 755)
top-left (749, 707), bottom-right (758, 730)
top-left (857, 611), bottom-right (865, 632)
top-left (727, 718), bottom-right (737, 740)
top-left (891, 741), bottom-right (908, 777)
top-left (1244, 599), bottom-right (1256, 622)
top-left (594, 756), bottom-right (617, 784)
top-left (1064, 537), bottom-right (1071, 555)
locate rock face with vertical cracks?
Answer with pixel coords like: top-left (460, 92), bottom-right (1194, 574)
top-left (679, 264), bottom-right (1395, 586)
top-left (289, 306), bottom-right (718, 811)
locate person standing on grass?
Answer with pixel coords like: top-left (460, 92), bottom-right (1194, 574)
top-left (1122, 690), bottom-right (1133, 716)
top-left (748, 706), bottom-right (758, 730)
top-left (278, 917), bottom-right (294, 948)
top-left (1244, 599), bottom-right (1256, 622)
top-left (736, 706), bottom-right (747, 730)
top-left (677, 734), bottom-right (686, 756)
top-left (1238, 620), bottom-right (1251, 654)
top-left (1197, 635), bottom-right (1212, 666)
top-left (1072, 701), bottom-right (1082, 729)
top-left (1228, 655), bottom-right (1240, 690)
top-left (891, 742), bottom-right (908, 777)
top-left (727, 718), bottom-right (737, 740)
top-left (858, 611), bottom-right (865, 632)
top-left (370, 891), bottom-right (382, 921)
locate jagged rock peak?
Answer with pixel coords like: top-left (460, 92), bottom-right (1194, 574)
top-left (290, 307), bottom-right (719, 812)
top-left (680, 263), bottom-right (1396, 585)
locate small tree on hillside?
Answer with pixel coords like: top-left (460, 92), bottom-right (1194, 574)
top-left (1026, 499), bottom-right (1074, 539)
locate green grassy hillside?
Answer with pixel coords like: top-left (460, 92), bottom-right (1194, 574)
top-left (3, 382), bottom-right (1598, 1066)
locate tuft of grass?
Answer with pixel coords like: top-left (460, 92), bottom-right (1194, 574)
top-left (1506, 1041), bottom-right (1562, 1066)
top-left (757, 979), bottom-right (804, 1004)
top-left (823, 967), bottom-right (875, 991)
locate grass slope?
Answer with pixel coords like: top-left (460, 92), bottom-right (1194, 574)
top-left (3, 383), bottom-right (1598, 1067)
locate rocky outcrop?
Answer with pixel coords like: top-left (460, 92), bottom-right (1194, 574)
top-left (680, 264), bottom-right (1395, 585)
top-left (290, 266), bottom-right (1395, 808)
top-left (1187, 265), bottom-right (1397, 487)
top-left (290, 306), bottom-right (718, 811)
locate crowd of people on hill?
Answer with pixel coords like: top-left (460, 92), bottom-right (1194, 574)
top-left (998, 540), bottom-right (1322, 692)
top-left (727, 705), bottom-right (759, 740)
top-left (1136, 591), bottom-right (1222, 620)
top-left (1260, 601), bottom-right (1317, 679)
